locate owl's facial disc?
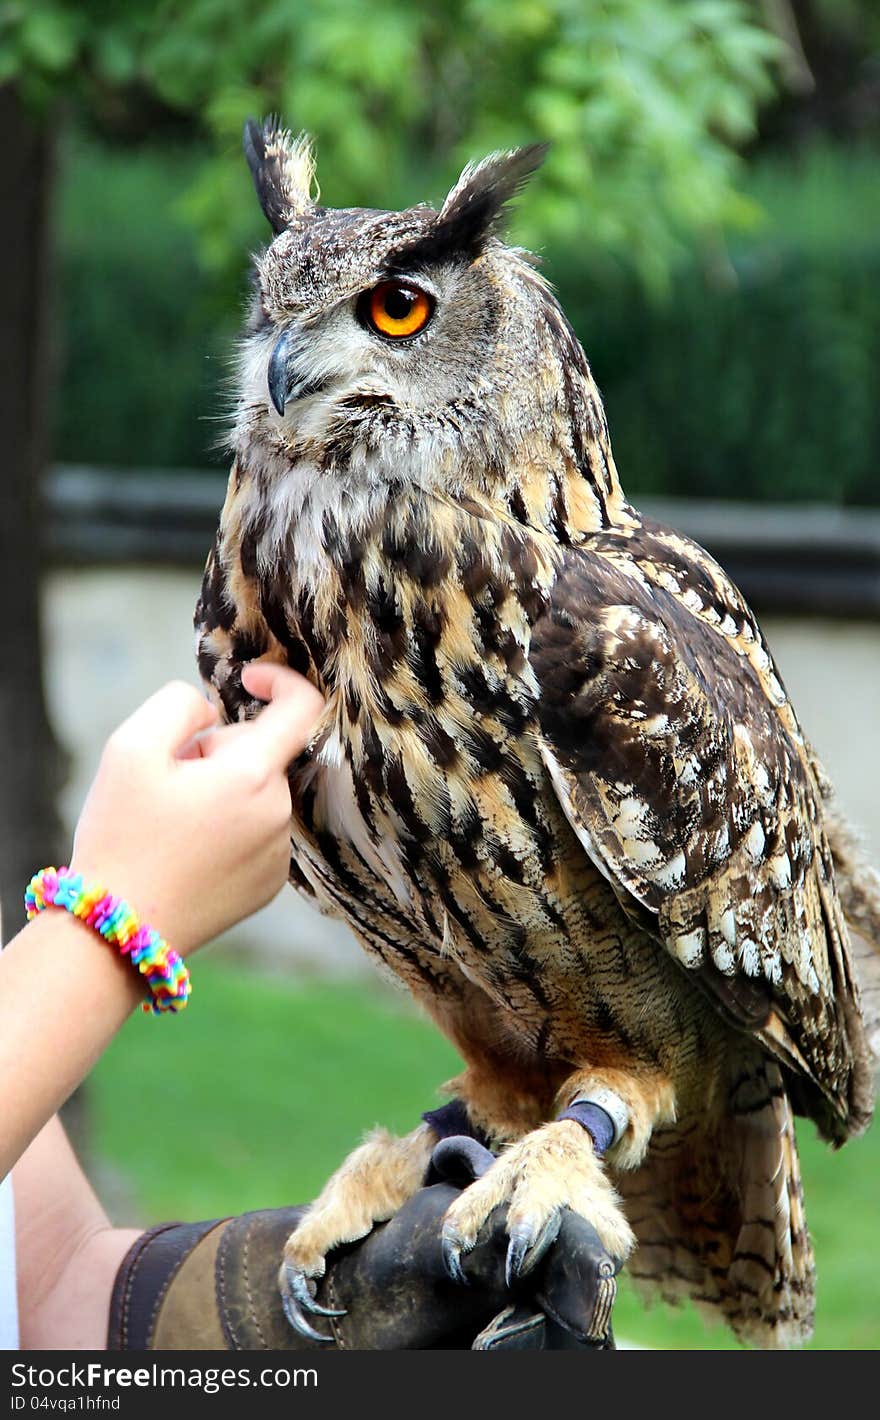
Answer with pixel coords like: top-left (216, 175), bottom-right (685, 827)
top-left (241, 122), bottom-right (551, 451)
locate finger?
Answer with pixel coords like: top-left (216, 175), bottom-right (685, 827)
top-left (241, 661), bottom-right (314, 704)
top-left (193, 720), bottom-right (255, 759)
top-left (175, 728), bottom-right (217, 761)
top-left (112, 681), bottom-right (218, 759)
top-left (236, 665), bottom-right (325, 766)
top-left (198, 688), bottom-right (322, 766)
top-left (175, 736), bottom-right (202, 762)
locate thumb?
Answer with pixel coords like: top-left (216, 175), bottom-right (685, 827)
top-left (241, 660), bottom-right (319, 706)
top-left (234, 662), bottom-right (325, 767)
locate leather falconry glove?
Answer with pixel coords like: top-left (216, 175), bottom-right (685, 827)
top-left (108, 1136), bottom-right (618, 1351)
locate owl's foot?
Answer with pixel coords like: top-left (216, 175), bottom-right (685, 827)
top-left (279, 1123), bottom-right (436, 1340)
top-left (440, 1119), bottom-right (635, 1288)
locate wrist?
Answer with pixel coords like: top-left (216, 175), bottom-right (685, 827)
top-left (68, 857), bottom-right (203, 960)
top-left (25, 907), bottom-right (142, 990)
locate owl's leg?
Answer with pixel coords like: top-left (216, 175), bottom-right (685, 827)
top-left (279, 1122), bottom-right (437, 1340)
top-left (441, 1066), bottom-right (676, 1286)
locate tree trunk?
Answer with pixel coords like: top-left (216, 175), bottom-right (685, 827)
top-left (0, 85), bottom-right (66, 944)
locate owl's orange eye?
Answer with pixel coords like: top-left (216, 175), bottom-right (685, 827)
top-left (360, 281), bottom-right (433, 339)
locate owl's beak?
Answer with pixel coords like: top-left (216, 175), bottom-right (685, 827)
top-left (267, 327), bottom-right (298, 416)
top-left (267, 326), bottom-right (326, 415)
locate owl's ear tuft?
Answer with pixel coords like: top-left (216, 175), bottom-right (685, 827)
top-left (388, 143), bottom-right (548, 274)
top-left (437, 143), bottom-right (549, 255)
top-left (243, 117), bottom-right (317, 235)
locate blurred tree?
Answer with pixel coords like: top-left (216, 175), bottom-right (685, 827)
top-left (0, 0), bottom-right (784, 937)
top-left (0, 86), bottom-right (65, 942)
top-left (3, 0), bottom-right (783, 287)
top-left (757, 0), bottom-right (880, 144)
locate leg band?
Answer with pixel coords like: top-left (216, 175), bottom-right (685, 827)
top-left (558, 1089), bottom-right (630, 1153)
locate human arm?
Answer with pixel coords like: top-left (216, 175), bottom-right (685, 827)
top-left (13, 1116), bottom-right (140, 1350)
top-left (0, 663), bottom-right (324, 1178)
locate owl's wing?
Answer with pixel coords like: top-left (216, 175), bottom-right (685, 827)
top-left (530, 521), bottom-right (869, 1137)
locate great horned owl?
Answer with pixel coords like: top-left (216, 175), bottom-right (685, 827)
top-left (196, 119), bottom-right (879, 1348)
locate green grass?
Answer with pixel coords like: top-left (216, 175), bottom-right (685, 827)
top-left (89, 957), bottom-right (879, 1350)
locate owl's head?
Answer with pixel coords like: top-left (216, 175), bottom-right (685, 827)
top-left (235, 119), bottom-right (610, 515)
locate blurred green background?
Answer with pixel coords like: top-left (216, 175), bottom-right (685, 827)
top-left (2, 0), bottom-right (875, 503)
top-left (55, 131), bottom-right (880, 503)
top-left (3, 0), bottom-right (879, 1351)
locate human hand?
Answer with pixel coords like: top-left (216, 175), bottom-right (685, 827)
top-left (69, 664), bottom-right (324, 955)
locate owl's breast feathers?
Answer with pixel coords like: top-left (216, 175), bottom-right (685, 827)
top-left (196, 478), bottom-right (872, 1143)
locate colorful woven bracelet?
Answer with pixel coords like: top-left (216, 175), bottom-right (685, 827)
top-left (25, 866), bottom-right (191, 1015)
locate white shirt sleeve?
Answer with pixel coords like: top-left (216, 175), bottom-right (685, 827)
top-left (0, 1174), bottom-right (19, 1349)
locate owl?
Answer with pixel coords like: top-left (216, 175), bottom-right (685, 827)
top-left (195, 119), bottom-right (880, 1348)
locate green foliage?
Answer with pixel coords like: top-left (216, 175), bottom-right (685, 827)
top-left (563, 144), bottom-right (880, 504)
top-left (563, 258), bottom-right (880, 507)
top-left (3, 0), bottom-right (782, 287)
top-left (811, 0), bottom-right (880, 53)
top-left (54, 133), bottom-right (230, 469)
top-left (89, 957), bottom-right (880, 1349)
top-left (745, 144), bottom-right (880, 256)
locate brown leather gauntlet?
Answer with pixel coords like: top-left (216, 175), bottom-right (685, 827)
top-left (108, 1183), bottom-right (616, 1352)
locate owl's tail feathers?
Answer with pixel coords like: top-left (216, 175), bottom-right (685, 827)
top-left (617, 1060), bottom-right (814, 1348)
top-left (724, 1062), bottom-right (814, 1347)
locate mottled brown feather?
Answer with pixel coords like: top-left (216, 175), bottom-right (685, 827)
top-left (531, 526), bottom-right (873, 1140)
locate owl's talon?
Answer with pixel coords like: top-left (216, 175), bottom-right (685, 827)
top-left (283, 1262), bottom-right (346, 1318)
top-left (505, 1211), bottom-right (562, 1286)
top-left (504, 1229), bottom-right (530, 1287)
top-left (280, 1289), bottom-right (335, 1343)
top-left (279, 1263), bottom-right (344, 1341)
top-left (441, 1230), bottom-right (470, 1286)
